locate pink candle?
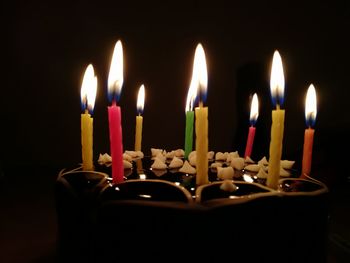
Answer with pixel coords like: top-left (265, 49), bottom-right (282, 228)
top-left (244, 93), bottom-right (259, 158)
top-left (107, 40), bottom-right (125, 183)
top-left (108, 101), bottom-right (124, 183)
top-left (244, 126), bottom-right (256, 158)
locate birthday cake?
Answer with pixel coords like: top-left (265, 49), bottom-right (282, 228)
top-left (56, 150), bottom-right (329, 263)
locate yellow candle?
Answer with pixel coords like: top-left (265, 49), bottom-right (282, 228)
top-left (301, 84), bottom-right (317, 177)
top-left (267, 51), bottom-right (285, 189)
top-left (81, 111), bottom-right (93, 170)
top-left (195, 104), bottom-right (209, 185)
top-left (135, 85), bottom-right (145, 151)
top-left (135, 115), bottom-right (143, 151)
top-left (192, 43), bottom-right (209, 186)
top-left (267, 107), bottom-right (285, 188)
top-left (80, 64), bottom-right (97, 171)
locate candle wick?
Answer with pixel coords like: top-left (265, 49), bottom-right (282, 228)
top-left (276, 104), bottom-right (280, 110)
top-left (112, 100), bottom-right (117, 107)
top-left (84, 109), bottom-right (89, 114)
top-left (199, 101), bottom-right (203, 108)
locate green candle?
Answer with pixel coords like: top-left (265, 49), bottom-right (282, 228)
top-left (184, 110), bottom-right (194, 159)
top-left (184, 62), bottom-right (197, 160)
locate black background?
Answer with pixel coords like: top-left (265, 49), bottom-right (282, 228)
top-left (2, 0), bottom-right (350, 176)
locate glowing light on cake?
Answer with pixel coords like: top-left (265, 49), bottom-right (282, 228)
top-left (80, 64), bottom-right (97, 171)
top-left (194, 43), bottom-right (209, 185)
top-left (107, 40), bottom-right (125, 183)
top-left (135, 84), bottom-right (145, 151)
top-left (243, 174), bottom-right (254, 183)
top-left (267, 50), bottom-right (286, 189)
top-left (302, 84), bottom-right (317, 177)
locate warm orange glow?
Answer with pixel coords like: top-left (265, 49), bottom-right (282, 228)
top-left (270, 50), bottom-right (285, 105)
top-left (137, 84), bottom-right (145, 114)
top-left (250, 93), bottom-right (259, 123)
top-left (305, 84), bottom-right (317, 126)
top-left (108, 40), bottom-right (124, 99)
top-left (193, 43), bottom-right (208, 103)
top-left (80, 64), bottom-right (97, 112)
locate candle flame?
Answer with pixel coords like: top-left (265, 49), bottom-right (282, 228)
top-left (185, 76), bottom-right (197, 112)
top-left (249, 93), bottom-right (259, 125)
top-left (193, 43), bottom-right (208, 105)
top-left (137, 84), bottom-right (145, 115)
top-left (80, 64), bottom-right (97, 113)
top-left (108, 40), bottom-right (124, 103)
top-left (270, 50), bottom-right (285, 107)
top-left (305, 84), bottom-right (317, 127)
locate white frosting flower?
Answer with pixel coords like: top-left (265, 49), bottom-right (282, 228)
top-left (189, 155), bottom-right (196, 167)
top-left (188, 151), bottom-right (196, 160)
top-left (168, 156), bottom-right (183, 169)
top-left (123, 153), bottom-right (132, 162)
top-left (258, 156), bottom-right (269, 166)
top-left (125, 150), bottom-right (138, 158)
top-left (135, 151), bottom-right (144, 159)
top-left (217, 166), bottom-right (234, 180)
top-left (215, 152), bottom-right (225, 161)
top-left (179, 161), bottom-right (196, 174)
top-left (265, 166), bottom-right (291, 177)
top-left (98, 153), bottom-right (112, 165)
top-left (151, 158), bottom-right (167, 170)
top-left (256, 167), bottom-right (268, 178)
top-left (175, 149), bottom-right (185, 157)
top-left (151, 148), bottom-right (163, 157)
top-left (230, 157), bottom-right (245, 170)
top-left (207, 151), bottom-right (215, 160)
top-left (155, 152), bottom-right (166, 163)
top-left (244, 164), bottom-right (261, 172)
top-left (281, 160), bottom-right (295, 169)
top-left (165, 150), bottom-right (176, 159)
top-left (220, 180), bottom-right (238, 192)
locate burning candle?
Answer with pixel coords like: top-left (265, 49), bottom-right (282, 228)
top-left (80, 64), bottom-right (97, 171)
top-left (193, 43), bottom-right (209, 186)
top-left (301, 84), bottom-right (317, 177)
top-left (135, 84), bottom-right (145, 151)
top-left (184, 70), bottom-right (197, 159)
top-left (244, 93), bottom-right (259, 158)
top-left (107, 40), bottom-right (124, 183)
top-left (267, 50), bottom-right (285, 189)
